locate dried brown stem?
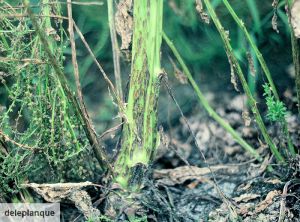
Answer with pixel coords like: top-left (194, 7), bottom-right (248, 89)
top-left (107, 0), bottom-right (123, 101)
top-left (0, 57), bottom-right (46, 64)
top-left (1, 1), bottom-right (104, 9)
top-left (67, 0), bottom-right (84, 107)
top-left (73, 21), bottom-right (124, 110)
top-left (0, 14), bottom-right (68, 20)
top-left (0, 130), bottom-right (38, 151)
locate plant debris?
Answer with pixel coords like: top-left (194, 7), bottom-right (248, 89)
top-left (115, 0), bottom-right (133, 50)
top-left (291, 0), bottom-right (300, 38)
top-left (154, 165), bottom-right (240, 186)
top-left (23, 182), bottom-right (100, 219)
top-left (195, 0), bottom-right (210, 24)
top-left (272, 0), bottom-right (279, 33)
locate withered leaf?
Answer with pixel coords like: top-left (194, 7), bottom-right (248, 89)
top-left (272, 0), bottom-right (279, 33)
top-left (291, 0), bottom-right (300, 38)
top-left (22, 182), bottom-right (100, 219)
top-left (154, 165), bottom-right (239, 186)
top-left (255, 190), bottom-right (281, 213)
top-left (195, 0), bottom-right (210, 24)
top-left (233, 193), bottom-right (260, 203)
top-left (115, 0), bottom-right (133, 50)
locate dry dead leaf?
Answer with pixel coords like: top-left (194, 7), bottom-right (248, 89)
top-left (237, 182), bottom-right (252, 191)
top-left (23, 182), bottom-right (93, 202)
top-left (23, 182), bottom-right (100, 219)
top-left (272, 13), bottom-right (279, 33)
top-left (154, 165), bottom-right (239, 186)
top-left (272, 0), bottom-right (279, 33)
top-left (291, 0), bottom-right (300, 38)
top-left (195, 0), bottom-right (210, 24)
top-left (233, 193), bottom-right (260, 203)
top-left (265, 178), bottom-right (282, 185)
top-left (115, 0), bottom-right (133, 50)
top-left (255, 190), bottom-right (281, 213)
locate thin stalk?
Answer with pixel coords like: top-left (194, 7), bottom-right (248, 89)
top-left (203, 0), bottom-right (285, 162)
top-left (291, 37), bottom-right (300, 114)
top-left (50, 90), bottom-right (57, 144)
top-left (163, 32), bottom-right (261, 162)
top-left (223, 0), bottom-right (296, 156)
top-left (286, 0), bottom-right (300, 115)
top-left (222, 0), bottom-right (279, 99)
top-left (67, 0), bottom-right (83, 106)
top-left (73, 21), bottom-right (124, 110)
top-left (107, 0), bottom-right (123, 101)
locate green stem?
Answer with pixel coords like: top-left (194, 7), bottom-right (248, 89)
top-left (222, 0), bottom-right (279, 100)
top-left (163, 32), bottom-right (261, 162)
top-left (114, 0), bottom-right (163, 190)
top-left (50, 90), bottom-right (57, 145)
top-left (203, 0), bottom-right (285, 162)
top-left (223, 0), bottom-right (296, 156)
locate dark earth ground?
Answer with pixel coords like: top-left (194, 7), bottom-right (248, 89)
top-left (26, 43), bottom-right (299, 221)
top-left (57, 83), bottom-right (300, 221)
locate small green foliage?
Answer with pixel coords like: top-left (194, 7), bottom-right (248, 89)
top-left (12, 189), bottom-right (34, 203)
top-left (0, 1), bottom-right (96, 195)
top-left (263, 83), bottom-right (287, 123)
top-left (128, 215), bottom-right (148, 222)
top-left (86, 215), bottom-right (148, 222)
top-left (0, 151), bottom-right (31, 195)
